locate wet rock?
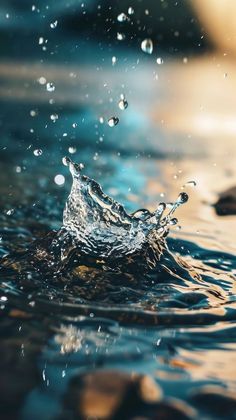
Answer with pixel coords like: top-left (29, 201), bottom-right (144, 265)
top-left (214, 186), bottom-right (236, 215)
top-left (63, 370), bottom-right (163, 419)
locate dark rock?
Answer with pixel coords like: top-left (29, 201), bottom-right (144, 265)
top-left (214, 186), bottom-right (236, 216)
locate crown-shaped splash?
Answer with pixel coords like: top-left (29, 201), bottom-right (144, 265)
top-left (62, 157), bottom-right (188, 265)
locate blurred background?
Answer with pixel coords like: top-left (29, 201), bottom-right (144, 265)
top-left (0, 0), bottom-right (236, 247)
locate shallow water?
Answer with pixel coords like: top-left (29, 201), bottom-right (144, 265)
top-left (1, 27), bottom-right (236, 419)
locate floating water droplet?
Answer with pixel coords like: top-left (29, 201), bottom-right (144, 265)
top-left (117, 12), bottom-right (128, 22)
top-left (118, 99), bottom-right (128, 110)
top-left (38, 37), bottom-right (44, 45)
top-left (99, 117), bottom-right (104, 124)
top-left (54, 174), bottom-right (65, 186)
top-left (46, 82), bottom-right (55, 92)
top-left (38, 76), bottom-right (47, 85)
top-left (112, 56), bottom-right (117, 66)
top-left (117, 32), bottom-right (125, 41)
top-left (30, 110), bottom-right (37, 117)
top-left (50, 113), bottom-right (58, 122)
top-left (177, 192), bottom-right (189, 204)
top-left (33, 149), bottom-right (43, 156)
top-left (128, 7), bottom-right (134, 15)
top-left (182, 181), bottom-right (196, 188)
top-left (156, 57), bottom-right (164, 65)
top-left (50, 20), bottom-right (58, 29)
top-left (72, 122), bottom-right (77, 128)
top-left (6, 209), bottom-right (14, 216)
top-left (141, 38), bottom-right (153, 54)
top-left (68, 146), bottom-right (76, 154)
top-left (108, 117), bottom-right (119, 127)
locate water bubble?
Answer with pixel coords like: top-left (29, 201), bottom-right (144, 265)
top-left (46, 82), bottom-right (55, 92)
top-left (128, 7), bottom-right (134, 15)
top-left (38, 37), bottom-right (44, 45)
top-left (118, 99), bottom-right (128, 110)
top-left (117, 32), bottom-right (125, 41)
top-left (156, 57), bottom-right (164, 65)
top-left (30, 110), bottom-right (37, 117)
top-left (54, 174), bottom-right (65, 186)
top-left (117, 12), bottom-right (128, 22)
top-left (50, 20), bottom-right (58, 29)
top-left (108, 117), bottom-right (119, 127)
top-left (99, 117), bottom-right (104, 124)
top-left (33, 149), bottom-right (43, 156)
top-left (50, 113), bottom-right (58, 122)
top-left (72, 123), bottom-right (77, 128)
top-left (68, 146), bottom-right (76, 154)
top-left (182, 181), bottom-right (196, 188)
top-left (141, 38), bottom-right (153, 54)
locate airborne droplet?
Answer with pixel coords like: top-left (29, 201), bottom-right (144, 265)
top-left (182, 180), bottom-right (197, 188)
top-left (33, 149), bottom-right (43, 156)
top-left (118, 99), bottom-right (128, 110)
top-left (117, 32), bottom-right (126, 41)
top-left (141, 38), bottom-right (153, 54)
top-left (108, 117), bottom-right (119, 127)
top-left (46, 82), bottom-right (55, 92)
top-left (117, 12), bottom-right (128, 22)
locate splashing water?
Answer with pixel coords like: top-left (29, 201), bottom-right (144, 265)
top-left (60, 157), bottom-right (188, 268)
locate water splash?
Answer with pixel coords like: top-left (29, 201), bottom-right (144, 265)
top-left (60, 157), bottom-right (188, 270)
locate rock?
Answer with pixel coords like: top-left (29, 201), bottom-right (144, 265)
top-left (63, 370), bottom-right (163, 419)
top-left (214, 186), bottom-right (236, 215)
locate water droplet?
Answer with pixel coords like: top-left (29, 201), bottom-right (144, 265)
top-left (6, 209), bottom-right (14, 216)
top-left (118, 99), bottom-right (128, 110)
top-left (62, 156), bottom-right (70, 166)
top-left (156, 57), bottom-right (164, 65)
top-left (68, 146), bottom-right (76, 154)
top-left (38, 37), bottom-right (44, 45)
top-left (50, 20), bottom-right (58, 29)
top-left (112, 56), bottom-right (117, 66)
top-left (99, 117), bottom-right (104, 124)
top-left (108, 117), bottom-right (119, 127)
top-left (128, 7), bottom-right (134, 15)
top-left (33, 149), bottom-right (43, 156)
top-left (30, 110), bottom-right (37, 117)
top-left (46, 82), bottom-right (55, 92)
top-left (72, 123), bottom-right (77, 128)
top-left (38, 76), bottom-right (46, 85)
top-left (54, 174), bottom-right (65, 186)
top-left (182, 181), bottom-right (196, 188)
top-left (117, 12), bottom-right (128, 22)
top-left (141, 38), bottom-right (153, 54)
top-left (50, 113), bottom-right (58, 122)
top-left (117, 32), bottom-right (125, 41)
top-left (177, 192), bottom-right (189, 204)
